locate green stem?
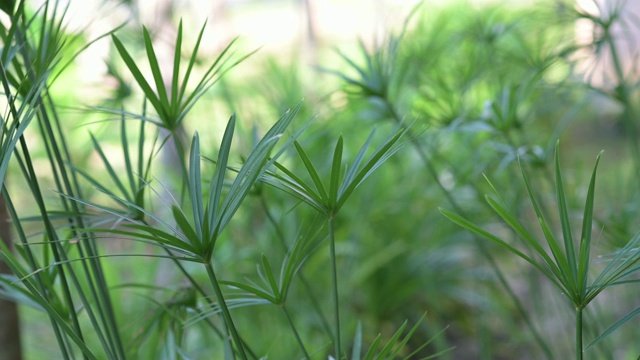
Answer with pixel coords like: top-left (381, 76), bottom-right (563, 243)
top-left (601, 27), bottom-right (640, 182)
top-left (576, 307), bottom-right (583, 360)
top-left (139, 224), bottom-right (264, 359)
top-left (204, 261), bottom-right (247, 360)
top-left (282, 305), bottom-right (310, 359)
top-left (383, 97), bottom-right (555, 359)
top-left (328, 215), bottom-right (341, 359)
top-left (259, 195), bottom-right (335, 342)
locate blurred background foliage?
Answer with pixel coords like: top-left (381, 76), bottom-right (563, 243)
top-left (3, 0), bottom-right (640, 359)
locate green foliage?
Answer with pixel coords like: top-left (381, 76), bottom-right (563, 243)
top-left (3, 0), bottom-right (640, 359)
top-left (110, 21), bottom-right (250, 132)
top-left (441, 142), bottom-right (640, 358)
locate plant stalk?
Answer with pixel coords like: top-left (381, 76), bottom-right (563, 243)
top-left (328, 215), bottom-right (341, 359)
top-left (604, 31), bottom-right (640, 182)
top-left (259, 195), bottom-right (335, 342)
top-left (384, 97), bottom-right (555, 359)
top-left (283, 305), bottom-right (311, 359)
top-left (204, 260), bottom-right (247, 360)
top-left (576, 307), bottom-right (583, 360)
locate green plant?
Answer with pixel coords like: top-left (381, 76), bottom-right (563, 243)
top-left (441, 143), bottom-right (640, 359)
top-left (4, 0), bottom-right (640, 359)
top-left (260, 127), bottom-right (406, 358)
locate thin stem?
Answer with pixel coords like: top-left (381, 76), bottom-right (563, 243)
top-left (204, 260), bottom-right (247, 360)
top-left (605, 31), bottom-right (640, 182)
top-left (2, 187), bottom-right (69, 359)
top-left (383, 97), bottom-right (555, 359)
top-left (328, 215), bottom-right (341, 359)
top-left (258, 195), bottom-right (335, 341)
top-left (576, 307), bottom-right (583, 360)
top-left (282, 305), bottom-right (310, 359)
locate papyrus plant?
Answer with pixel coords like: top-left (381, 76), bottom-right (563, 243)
top-left (441, 143), bottom-right (640, 359)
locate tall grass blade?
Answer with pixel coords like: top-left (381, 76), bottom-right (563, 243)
top-left (171, 20), bottom-right (183, 113)
top-left (578, 152), bottom-right (602, 296)
top-left (517, 166), bottom-right (572, 287)
top-left (294, 140), bottom-right (329, 204)
top-left (141, 26), bottom-right (170, 114)
top-left (111, 34), bottom-right (164, 118)
top-left (440, 207), bottom-right (564, 291)
top-left (329, 136), bottom-right (343, 210)
top-left (189, 133), bottom-right (205, 239)
top-left (208, 115), bottom-right (235, 233)
top-left (586, 306), bottom-right (640, 350)
top-left (554, 142), bottom-right (578, 287)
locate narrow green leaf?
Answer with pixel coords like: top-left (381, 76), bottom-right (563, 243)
top-left (336, 129), bottom-right (404, 211)
top-left (217, 135), bottom-right (280, 233)
top-left (390, 313), bottom-right (427, 359)
top-left (389, 313), bottom-right (427, 358)
top-left (109, 226), bottom-right (198, 257)
top-left (219, 280), bottom-right (277, 304)
top-left (329, 136), bottom-right (343, 210)
top-left (121, 114), bottom-right (137, 197)
top-left (178, 21), bottom-right (207, 104)
top-left (590, 233), bottom-right (640, 300)
top-left (586, 306), bottom-right (640, 350)
top-left (216, 105), bottom-right (299, 234)
top-left (516, 167), bottom-right (571, 283)
top-left (341, 129), bottom-right (375, 194)
top-left (180, 37), bottom-right (237, 113)
top-left (554, 141), bottom-right (578, 286)
top-left (189, 133), bottom-right (205, 239)
top-left (351, 322), bottom-right (362, 360)
top-left (0, 62), bottom-right (38, 185)
top-left (260, 254), bottom-right (280, 300)
top-left (171, 205), bottom-right (202, 252)
top-left (111, 34), bottom-right (164, 117)
top-left (261, 168), bottom-right (326, 214)
top-left (137, 119), bottom-right (147, 184)
top-left (171, 20), bottom-right (183, 113)
top-left (294, 140), bottom-right (329, 204)
top-left (376, 320), bottom-right (408, 359)
top-left (208, 115), bottom-right (235, 232)
top-left (403, 324), bottom-right (450, 360)
top-left (0, 253), bottom-right (98, 359)
top-left (89, 133), bottom-right (131, 203)
top-left (271, 161), bottom-right (324, 208)
top-left (363, 334), bottom-right (382, 360)
top-left (335, 47), bottom-right (370, 86)
top-left (142, 26), bottom-right (170, 114)
top-left (577, 152), bottom-right (602, 295)
top-left (440, 207), bottom-right (565, 291)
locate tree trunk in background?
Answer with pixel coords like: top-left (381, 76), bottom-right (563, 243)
top-left (301, 0), bottom-right (318, 65)
top-left (0, 193), bottom-right (22, 360)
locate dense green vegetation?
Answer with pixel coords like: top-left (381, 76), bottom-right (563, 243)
top-left (1, 0), bottom-right (640, 359)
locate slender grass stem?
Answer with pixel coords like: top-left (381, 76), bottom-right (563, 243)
top-left (37, 107), bottom-right (122, 359)
top-left (171, 128), bottom-right (190, 204)
top-left (2, 187), bottom-right (70, 359)
top-left (258, 195), bottom-right (335, 341)
top-left (328, 215), bottom-right (341, 359)
top-left (576, 307), bottom-right (583, 360)
top-left (282, 305), bottom-right (310, 359)
top-left (162, 248), bottom-right (259, 359)
top-left (384, 97), bottom-right (555, 359)
top-left (204, 261), bottom-right (247, 360)
top-left (15, 139), bottom-right (89, 358)
top-left (11, 12), bottom-right (126, 355)
top-left (604, 32), bottom-right (640, 181)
